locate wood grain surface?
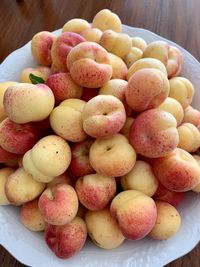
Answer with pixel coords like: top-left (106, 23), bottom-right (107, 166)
top-left (0, 0), bottom-right (200, 266)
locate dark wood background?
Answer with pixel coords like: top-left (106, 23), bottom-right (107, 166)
top-left (0, 0), bottom-right (200, 266)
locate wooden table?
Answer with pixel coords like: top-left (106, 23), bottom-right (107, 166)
top-left (0, 0), bottom-right (200, 266)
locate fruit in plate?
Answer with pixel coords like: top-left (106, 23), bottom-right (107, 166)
top-left (98, 79), bottom-right (127, 102)
top-left (5, 167), bottom-right (45, 206)
top-left (110, 190), bottom-right (157, 240)
top-left (0, 146), bottom-right (17, 163)
top-left (183, 105), bottom-right (200, 126)
top-left (108, 53), bottom-right (127, 80)
top-left (169, 77), bottom-right (194, 109)
top-left (67, 42), bottom-right (112, 88)
top-left (131, 37), bottom-right (147, 51)
top-left (166, 46), bottom-right (183, 78)
top-left (50, 99), bottom-right (87, 142)
top-left (0, 167), bottom-right (15, 205)
top-left (20, 66), bottom-right (51, 83)
top-left (120, 117), bottom-right (134, 138)
top-left (31, 31), bottom-right (56, 66)
top-left (149, 201), bottom-right (181, 240)
top-left (153, 183), bottom-right (184, 206)
top-left (89, 134), bottom-right (136, 177)
top-left (51, 32), bottom-right (85, 73)
top-left (85, 208), bottom-right (125, 249)
top-left (99, 81), bottom-right (133, 117)
top-left (80, 28), bottom-right (102, 43)
top-left (127, 58), bottom-right (167, 80)
top-left (45, 216), bottom-right (87, 259)
top-left (82, 95), bottom-right (126, 138)
top-left (129, 109), bottom-right (179, 158)
top-left (62, 18), bottom-right (90, 34)
top-left (46, 72), bottom-right (83, 104)
top-left (143, 42), bottom-right (183, 78)
top-left (100, 30), bottom-right (132, 59)
top-left (124, 47), bottom-right (143, 68)
top-left (121, 160), bottom-right (158, 197)
top-left (68, 139), bottom-right (94, 177)
top-left (20, 198), bottom-right (46, 231)
top-left (192, 155), bottom-right (200, 192)
top-left (23, 135), bottom-right (71, 183)
top-left (157, 97), bottom-right (184, 126)
top-left (153, 148), bottom-right (200, 192)
top-left (0, 81), bottom-right (18, 123)
top-left (0, 118), bottom-right (38, 154)
top-left (4, 83), bottom-right (55, 124)
top-left (75, 173), bottom-right (116, 211)
top-left (38, 184), bottom-right (78, 225)
top-left (143, 41), bottom-right (170, 66)
top-left (125, 68), bottom-right (170, 112)
top-left (92, 9), bottom-right (121, 32)
top-left (177, 123), bottom-right (200, 152)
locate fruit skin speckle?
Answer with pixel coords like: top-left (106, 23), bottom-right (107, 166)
top-left (67, 42), bottom-right (112, 88)
top-left (129, 109), bottom-right (179, 158)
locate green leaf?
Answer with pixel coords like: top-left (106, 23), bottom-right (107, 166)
top-left (29, 73), bottom-right (45, 84)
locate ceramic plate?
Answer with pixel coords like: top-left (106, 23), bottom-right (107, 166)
top-left (0, 25), bottom-right (200, 267)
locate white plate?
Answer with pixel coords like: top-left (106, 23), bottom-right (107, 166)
top-left (0, 25), bottom-right (200, 267)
